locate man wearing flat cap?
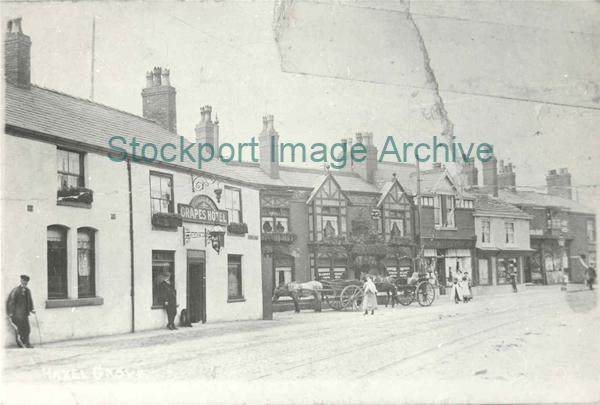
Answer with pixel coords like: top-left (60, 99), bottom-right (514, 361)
top-left (6, 275), bottom-right (35, 348)
top-left (157, 269), bottom-right (177, 330)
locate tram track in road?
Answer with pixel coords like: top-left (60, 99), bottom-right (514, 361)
top-left (135, 297), bottom-right (539, 377)
top-left (5, 291), bottom-right (559, 379)
top-left (252, 296), bottom-right (562, 380)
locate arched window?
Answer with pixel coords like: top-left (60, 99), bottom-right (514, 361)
top-left (77, 228), bottom-right (96, 298)
top-left (47, 225), bottom-right (68, 299)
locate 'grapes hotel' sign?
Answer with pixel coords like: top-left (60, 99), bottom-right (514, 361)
top-left (178, 203), bottom-right (228, 225)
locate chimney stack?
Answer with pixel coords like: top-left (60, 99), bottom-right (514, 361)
top-left (259, 115), bottom-right (280, 179)
top-left (546, 168), bottom-right (572, 199)
top-left (463, 157), bottom-right (478, 187)
top-left (498, 160), bottom-right (516, 190)
top-left (352, 132), bottom-right (378, 183)
top-left (195, 105), bottom-right (219, 150)
top-left (5, 18), bottom-right (31, 89)
top-left (482, 156), bottom-right (498, 197)
top-left (141, 67), bottom-right (177, 133)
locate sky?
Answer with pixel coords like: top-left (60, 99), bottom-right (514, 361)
top-left (3, 0), bottom-right (600, 205)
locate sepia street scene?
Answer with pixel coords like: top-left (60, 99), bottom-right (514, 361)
top-left (2, 1), bottom-right (599, 404)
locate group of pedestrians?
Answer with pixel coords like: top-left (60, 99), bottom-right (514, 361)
top-left (451, 271), bottom-right (473, 304)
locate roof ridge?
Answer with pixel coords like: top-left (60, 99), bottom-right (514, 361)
top-left (26, 83), bottom-right (166, 129)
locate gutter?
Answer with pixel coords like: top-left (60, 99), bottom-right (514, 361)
top-left (127, 158), bottom-right (135, 333)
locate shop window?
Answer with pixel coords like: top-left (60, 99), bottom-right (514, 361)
top-left (481, 219), bottom-right (491, 244)
top-left (224, 187), bottom-right (242, 223)
top-left (497, 257), bottom-right (518, 284)
top-left (478, 259), bottom-right (490, 285)
top-left (77, 228), bottom-right (96, 298)
top-left (316, 255), bottom-right (347, 280)
top-left (150, 172), bottom-right (174, 214)
top-left (152, 250), bottom-right (174, 306)
top-left (505, 222), bottom-right (515, 244)
top-left (434, 195), bottom-right (455, 228)
top-left (57, 148), bottom-right (84, 191)
top-left (587, 220), bottom-right (596, 241)
top-left (228, 255), bottom-right (243, 299)
top-left (47, 225), bottom-right (69, 299)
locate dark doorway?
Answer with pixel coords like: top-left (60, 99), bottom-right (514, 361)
top-left (524, 256), bottom-right (532, 283)
top-left (436, 256), bottom-right (446, 294)
top-left (187, 250), bottom-right (206, 324)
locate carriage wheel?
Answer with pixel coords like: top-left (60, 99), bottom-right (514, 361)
top-left (340, 285), bottom-right (363, 311)
top-left (396, 287), bottom-right (414, 306)
top-left (416, 281), bottom-right (435, 307)
top-left (325, 294), bottom-right (344, 311)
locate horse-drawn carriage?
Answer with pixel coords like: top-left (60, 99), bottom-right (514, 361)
top-left (272, 273), bottom-right (436, 313)
top-left (394, 273), bottom-right (436, 307)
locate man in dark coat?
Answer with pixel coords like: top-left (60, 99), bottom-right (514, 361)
top-left (6, 275), bottom-right (35, 348)
top-left (158, 270), bottom-right (177, 330)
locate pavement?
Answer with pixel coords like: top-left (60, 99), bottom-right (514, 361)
top-left (1, 284), bottom-right (599, 404)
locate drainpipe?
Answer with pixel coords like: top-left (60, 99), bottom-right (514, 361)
top-left (127, 158), bottom-right (135, 333)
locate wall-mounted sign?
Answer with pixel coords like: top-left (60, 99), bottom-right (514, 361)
top-left (178, 195), bottom-right (228, 225)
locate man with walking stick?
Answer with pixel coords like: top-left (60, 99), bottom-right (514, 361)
top-left (6, 275), bottom-right (35, 348)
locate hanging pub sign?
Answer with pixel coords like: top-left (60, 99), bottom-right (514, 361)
top-left (178, 195), bottom-right (228, 225)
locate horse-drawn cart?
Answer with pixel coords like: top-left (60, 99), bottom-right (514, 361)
top-left (321, 279), bottom-right (364, 311)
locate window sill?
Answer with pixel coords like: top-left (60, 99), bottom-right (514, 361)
top-left (151, 304), bottom-right (180, 310)
top-left (151, 226), bottom-right (180, 232)
top-left (46, 297), bottom-right (103, 308)
top-left (227, 297), bottom-right (246, 303)
top-left (57, 200), bottom-right (92, 209)
top-left (435, 226), bottom-right (457, 231)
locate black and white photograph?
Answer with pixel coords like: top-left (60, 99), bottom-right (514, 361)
top-left (1, 1), bottom-right (599, 404)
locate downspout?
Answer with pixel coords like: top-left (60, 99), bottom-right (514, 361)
top-left (127, 158), bottom-right (135, 333)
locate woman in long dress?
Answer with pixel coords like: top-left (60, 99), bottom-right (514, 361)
top-left (363, 277), bottom-right (378, 315)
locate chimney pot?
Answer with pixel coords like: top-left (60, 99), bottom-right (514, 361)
top-left (142, 67), bottom-right (177, 132)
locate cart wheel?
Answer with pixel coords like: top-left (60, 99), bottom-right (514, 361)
top-left (416, 281), bottom-right (435, 307)
top-left (340, 285), bottom-right (363, 311)
top-left (325, 294), bottom-right (344, 311)
top-left (396, 288), bottom-right (414, 306)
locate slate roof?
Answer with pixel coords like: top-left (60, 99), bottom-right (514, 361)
top-left (498, 189), bottom-right (594, 215)
top-left (5, 82), bottom-right (457, 198)
top-left (472, 192), bottom-right (531, 219)
top-left (4, 82), bottom-right (258, 181)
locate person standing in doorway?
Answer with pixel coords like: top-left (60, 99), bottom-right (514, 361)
top-left (6, 275), bottom-right (35, 348)
top-left (158, 269), bottom-right (178, 330)
top-left (509, 270), bottom-right (518, 293)
top-left (362, 276), bottom-right (378, 315)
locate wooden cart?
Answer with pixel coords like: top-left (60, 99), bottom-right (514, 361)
top-left (320, 279), bottom-right (364, 311)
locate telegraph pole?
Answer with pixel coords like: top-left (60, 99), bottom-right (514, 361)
top-left (90, 16), bottom-right (96, 101)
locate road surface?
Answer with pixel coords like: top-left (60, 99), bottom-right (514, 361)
top-left (2, 285), bottom-right (599, 404)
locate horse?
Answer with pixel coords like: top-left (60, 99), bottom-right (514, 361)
top-left (360, 272), bottom-right (398, 308)
top-left (272, 281), bottom-right (323, 313)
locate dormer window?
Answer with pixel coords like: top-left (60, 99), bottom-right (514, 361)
top-left (322, 206), bottom-right (340, 237)
top-left (434, 195), bottom-right (455, 228)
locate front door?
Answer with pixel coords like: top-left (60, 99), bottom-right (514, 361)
top-left (187, 250), bottom-right (206, 324)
